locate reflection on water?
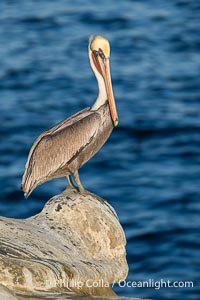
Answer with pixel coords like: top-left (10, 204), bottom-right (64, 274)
top-left (0, 1), bottom-right (199, 300)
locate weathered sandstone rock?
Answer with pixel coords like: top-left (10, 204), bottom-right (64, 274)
top-left (0, 187), bottom-right (128, 298)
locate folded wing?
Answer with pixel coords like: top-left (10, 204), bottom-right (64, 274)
top-left (22, 108), bottom-right (100, 197)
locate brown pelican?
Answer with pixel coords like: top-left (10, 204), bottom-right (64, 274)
top-left (22, 35), bottom-right (118, 197)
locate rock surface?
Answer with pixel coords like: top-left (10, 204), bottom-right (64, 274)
top-left (0, 284), bottom-right (18, 300)
top-left (0, 188), bottom-right (128, 298)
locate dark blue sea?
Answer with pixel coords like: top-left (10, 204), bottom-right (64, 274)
top-left (0, 1), bottom-right (199, 299)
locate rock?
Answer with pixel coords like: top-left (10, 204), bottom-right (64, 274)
top-left (0, 284), bottom-right (18, 300)
top-left (0, 188), bottom-right (128, 297)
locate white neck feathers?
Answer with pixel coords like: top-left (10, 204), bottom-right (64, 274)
top-left (89, 52), bottom-right (107, 111)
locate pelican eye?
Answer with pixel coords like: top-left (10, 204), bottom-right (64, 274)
top-left (93, 50), bottom-right (99, 57)
top-left (99, 48), bottom-right (105, 59)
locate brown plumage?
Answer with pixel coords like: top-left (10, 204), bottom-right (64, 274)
top-left (22, 35), bottom-right (118, 197)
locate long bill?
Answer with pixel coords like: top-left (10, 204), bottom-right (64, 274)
top-left (92, 53), bottom-right (118, 126)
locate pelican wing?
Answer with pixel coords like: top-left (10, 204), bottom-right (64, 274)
top-left (22, 108), bottom-right (100, 197)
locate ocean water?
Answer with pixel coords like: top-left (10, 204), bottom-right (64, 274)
top-left (0, 1), bottom-right (200, 299)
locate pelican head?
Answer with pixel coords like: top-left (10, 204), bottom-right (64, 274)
top-left (89, 35), bottom-right (118, 126)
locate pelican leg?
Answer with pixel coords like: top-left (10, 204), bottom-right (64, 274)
top-left (74, 170), bottom-right (85, 193)
top-left (66, 175), bottom-right (76, 189)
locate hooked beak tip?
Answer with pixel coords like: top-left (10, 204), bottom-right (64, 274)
top-left (114, 119), bottom-right (118, 126)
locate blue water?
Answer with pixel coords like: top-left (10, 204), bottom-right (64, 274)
top-left (0, 1), bottom-right (199, 299)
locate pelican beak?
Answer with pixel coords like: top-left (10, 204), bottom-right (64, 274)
top-left (92, 52), bottom-right (118, 126)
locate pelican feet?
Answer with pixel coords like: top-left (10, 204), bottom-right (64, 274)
top-left (66, 172), bottom-right (85, 193)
